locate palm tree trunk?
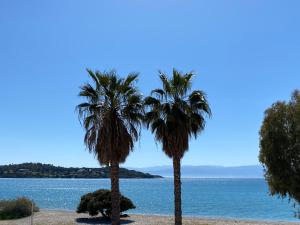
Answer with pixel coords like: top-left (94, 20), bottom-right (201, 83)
top-left (111, 162), bottom-right (120, 225)
top-left (173, 156), bottom-right (182, 225)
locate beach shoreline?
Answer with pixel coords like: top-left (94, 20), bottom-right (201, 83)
top-left (0, 210), bottom-right (299, 225)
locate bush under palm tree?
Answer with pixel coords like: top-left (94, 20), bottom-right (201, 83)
top-left (77, 189), bottom-right (135, 219)
top-left (144, 69), bottom-right (211, 225)
top-left (77, 69), bottom-right (143, 225)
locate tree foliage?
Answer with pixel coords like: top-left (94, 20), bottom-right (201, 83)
top-left (77, 189), bottom-right (135, 219)
top-left (144, 69), bottom-right (211, 159)
top-left (76, 70), bottom-right (143, 165)
top-left (259, 90), bottom-right (300, 214)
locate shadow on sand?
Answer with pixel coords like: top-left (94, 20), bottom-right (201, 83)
top-left (76, 217), bottom-right (135, 224)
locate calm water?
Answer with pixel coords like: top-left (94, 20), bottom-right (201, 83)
top-left (0, 178), bottom-right (298, 221)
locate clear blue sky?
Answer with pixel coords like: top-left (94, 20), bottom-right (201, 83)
top-left (0, 0), bottom-right (299, 168)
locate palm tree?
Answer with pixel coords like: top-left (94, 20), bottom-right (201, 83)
top-left (76, 69), bottom-right (143, 225)
top-left (144, 69), bottom-right (211, 225)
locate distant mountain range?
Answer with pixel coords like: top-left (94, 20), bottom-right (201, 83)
top-left (0, 163), bottom-right (162, 179)
top-left (131, 165), bottom-right (264, 178)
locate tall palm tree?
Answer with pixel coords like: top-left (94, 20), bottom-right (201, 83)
top-left (144, 69), bottom-right (211, 225)
top-left (76, 69), bottom-right (143, 225)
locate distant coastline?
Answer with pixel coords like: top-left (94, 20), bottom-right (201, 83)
top-left (0, 163), bottom-right (162, 179)
top-left (0, 163), bottom-right (265, 179)
top-left (133, 165), bottom-right (264, 178)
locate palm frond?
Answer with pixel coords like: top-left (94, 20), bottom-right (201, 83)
top-left (144, 96), bottom-right (161, 106)
top-left (158, 71), bottom-right (172, 94)
top-left (151, 88), bottom-right (166, 100)
top-left (76, 69), bottom-right (143, 165)
top-left (144, 69), bottom-right (211, 159)
top-left (124, 72), bottom-right (139, 86)
top-left (86, 69), bottom-right (100, 87)
top-left (189, 91), bottom-right (212, 117)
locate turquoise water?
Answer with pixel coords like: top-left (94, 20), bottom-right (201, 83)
top-left (0, 178), bottom-right (298, 221)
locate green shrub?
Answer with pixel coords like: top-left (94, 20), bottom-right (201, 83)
top-left (0, 197), bottom-right (39, 220)
top-left (77, 189), bottom-right (135, 219)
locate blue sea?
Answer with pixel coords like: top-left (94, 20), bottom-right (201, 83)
top-left (0, 178), bottom-right (298, 222)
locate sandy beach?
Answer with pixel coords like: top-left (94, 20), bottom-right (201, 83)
top-left (0, 210), bottom-right (299, 225)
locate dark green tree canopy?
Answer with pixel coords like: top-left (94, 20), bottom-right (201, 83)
top-left (259, 90), bottom-right (300, 212)
top-left (144, 69), bottom-right (211, 159)
top-left (77, 189), bottom-right (135, 219)
top-left (76, 70), bottom-right (144, 165)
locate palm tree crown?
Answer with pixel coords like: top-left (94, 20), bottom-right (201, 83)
top-left (77, 69), bottom-right (143, 165)
top-left (144, 69), bottom-right (211, 159)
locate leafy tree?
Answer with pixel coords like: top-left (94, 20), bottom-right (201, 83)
top-left (77, 189), bottom-right (135, 219)
top-left (259, 90), bottom-right (300, 216)
top-left (76, 70), bottom-right (143, 225)
top-left (144, 69), bottom-right (211, 225)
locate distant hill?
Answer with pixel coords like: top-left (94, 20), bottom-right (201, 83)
top-left (0, 163), bottom-right (162, 179)
top-left (133, 165), bottom-right (264, 178)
